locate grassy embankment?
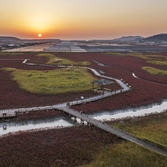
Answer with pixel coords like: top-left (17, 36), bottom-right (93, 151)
top-left (79, 141), bottom-right (167, 167)
top-left (0, 52), bottom-right (23, 55)
top-left (110, 111), bottom-right (167, 148)
top-left (3, 67), bottom-right (96, 94)
top-left (108, 52), bottom-right (167, 75)
top-left (79, 111), bottom-right (167, 167)
top-left (108, 52), bottom-right (167, 63)
top-left (2, 53), bottom-right (94, 94)
top-left (147, 60), bottom-right (167, 65)
top-left (37, 53), bottom-right (90, 66)
top-left (110, 52), bottom-right (167, 64)
top-left (142, 66), bottom-right (167, 75)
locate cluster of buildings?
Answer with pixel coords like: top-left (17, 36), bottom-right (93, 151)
top-left (0, 36), bottom-right (60, 51)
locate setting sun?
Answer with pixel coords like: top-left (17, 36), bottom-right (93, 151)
top-left (0, 0), bottom-right (167, 39)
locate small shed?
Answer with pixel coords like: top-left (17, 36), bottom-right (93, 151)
top-left (91, 78), bottom-right (114, 93)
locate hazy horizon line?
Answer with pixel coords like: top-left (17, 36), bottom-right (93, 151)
top-left (1, 32), bottom-right (167, 41)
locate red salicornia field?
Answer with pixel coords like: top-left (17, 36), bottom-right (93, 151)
top-left (0, 52), bottom-right (167, 111)
top-left (0, 52), bottom-right (167, 167)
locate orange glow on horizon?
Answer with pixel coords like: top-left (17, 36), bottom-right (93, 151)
top-left (0, 0), bottom-right (167, 39)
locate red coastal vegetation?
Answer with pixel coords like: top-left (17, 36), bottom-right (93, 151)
top-left (67, 53), bottom-right (167, 113)
top-left (15, 109), bottom-right (66, 121)
top-left (0, 52), bottom-right (167, 113)
top-left (0, 126), bottom-right (121, 167)
top-left (0, 52), bottom-right (167, 167)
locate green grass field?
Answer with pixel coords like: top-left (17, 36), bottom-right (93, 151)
top-left (147, 60), bottom-right (167, 65)
top-left (37, 53), bottom-right (90, 66)
top-left (0, 52), bottom-right (23, 56)
top-left (108, 52), bottom-right (167, 65)
top-left (107, 52), bottom-right (167, 77)
top-left (142, 66), bottom-right (167, 75)
top-left (111, 111), bottom-right (167, 148)
top-left (79, 111), bottom-right (167, 167)
top-left (79, 141), bottom-right (167, 167)
top-left (3, 67), bottom-right (96, 94)
top-left (107, 52), bottom-right (152, 59)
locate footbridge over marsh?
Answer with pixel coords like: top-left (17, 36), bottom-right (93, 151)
top-left (1, 55), bottom-right (167, 158)
top-left (57, 105), bottom-right (167, 157)
top-left (3, 59), bottom-right (167, 156)
top-left (0, 66), bottom-right (130, 118)
top-left (0, 67), bottom-right (167, 157)
top-left (2, 102), bottom-right (167, 157)
top-left (0, 85), bottom-right (128, 118)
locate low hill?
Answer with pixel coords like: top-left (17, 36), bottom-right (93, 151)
top-left (0, 36), bottom-right (21, 41)
top-left (144, 33), bottom-right (167, 42)
top-left (112, 36), bottom-right (144, 43)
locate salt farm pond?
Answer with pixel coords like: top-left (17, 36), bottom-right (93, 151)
top-left (0, 99), bottom-right (167, 136)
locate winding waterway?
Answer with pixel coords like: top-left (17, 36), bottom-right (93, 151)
top-left (0, 59), bottom-right (167, 136)
top-left (89, 100), bottom-right (167, 121)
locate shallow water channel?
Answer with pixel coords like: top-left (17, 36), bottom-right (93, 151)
top-left (88, 99), bottom-right (167, 121)
top-left (0, 117), bottom-right (75, 136)
top-left (0, 100), bottom-right (167, 136)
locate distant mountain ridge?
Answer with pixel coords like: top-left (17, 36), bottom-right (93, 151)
top-left (108, 33), bottom-right (167, 43)
top-left (1, 33), bottom-right (167, 43)
top-left (0, 36), bottom-right (20, 41)
top-left (112, 36), bottom-right (143, 43)
top-left (113, 36), bottom-right (143, 41)
top-left (144, 33), bottom-right (167, 42)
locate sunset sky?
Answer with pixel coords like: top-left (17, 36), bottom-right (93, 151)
top-left (0, 0), bottom-right (167, 40)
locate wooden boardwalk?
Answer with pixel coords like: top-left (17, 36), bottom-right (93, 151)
top-left (57, 105), bottom-right (167, 157)
top-left (0, 66), bottom-right (130, 118)
top-left (0, 87), bottom-right (128, 118)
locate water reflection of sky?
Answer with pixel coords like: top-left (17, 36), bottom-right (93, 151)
top-left (90, 100), bottom-right (167, 121)
top-left (0, 117), bottom-right (74, 136)
top-left (1, 100), bottom-right (167, 136)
